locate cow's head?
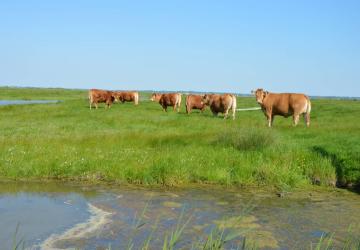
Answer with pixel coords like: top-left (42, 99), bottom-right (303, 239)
top-left (252, 89), bottom-right (268, 104)
top-left (112, 92), bottom-right (121, 102)
top-left (150, 93), bottom-right (160, 101)
top-left (202, 94), bottom-right (211, 105)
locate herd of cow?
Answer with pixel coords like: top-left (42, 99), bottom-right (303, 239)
top-left (88, 88), bottom-right (311, 127)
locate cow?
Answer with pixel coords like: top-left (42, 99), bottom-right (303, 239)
top-left (89, 89), bottom-right (117, 109)
top-left (252, 88), bottom-right (311, 127)
top-left (150, 93), bottom-right (162, 102)
top-left (202, 94), bottom-right (237, 120)
top-left (151, 93), bottom-right (182, 112)
top-left (185, 94), bottom-right (207, 114)
top-left (113, 91), bottom-right (139, 105)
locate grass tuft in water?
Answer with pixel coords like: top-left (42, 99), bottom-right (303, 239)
top-left (12, 223), bottom-right (24, 250)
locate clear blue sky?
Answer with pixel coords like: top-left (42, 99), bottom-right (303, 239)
top-left (1, 0), bottom-right (359, 96)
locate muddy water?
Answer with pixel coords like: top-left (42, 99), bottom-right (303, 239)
top-left (0, 181), bottom-right (359, 249)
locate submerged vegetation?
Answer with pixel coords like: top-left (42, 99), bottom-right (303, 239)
top-left (11, 200), bottom-right (360, 249)
top-left (0, 87), bottom-right (360, 190)
top-left (12, 204), bottom-right (360, 250)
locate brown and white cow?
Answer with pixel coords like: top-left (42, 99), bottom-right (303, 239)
top-left (113, 91), bottom-right (139, 105)
top-left (89, 89), bottom-right (117, 109)
top-left (252, 88), bottom-right (311, 127)
top-left (151, 93), bottom-right (182, 112)
top-left (150, 93), bottom-right (162, 102)
top-left (185, 94), bottom-right (207, 114)
top-left (202, 94), bottom-right (237, 120)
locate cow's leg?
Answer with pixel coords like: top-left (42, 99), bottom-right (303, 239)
top-left (293, 114), bottom-right (300, 126)
top-left (173, 105), bottom-right (176, 112)
top-left (265, 113), bottom-right (272, 127)
top-left (95, 103), bottom-right (98, 109)
top-left (271, 115), bottom-right (275, 126)
top-left (224, 109), bottom-right (229, 119)
top-left (89, 101), bottom-right (92, 110)
top-left (304, 113), bottom-right (310, 127)
top-left (265, 109), bottom-right (272, 127)
top-left (267, 115), bottom-right (272, 127)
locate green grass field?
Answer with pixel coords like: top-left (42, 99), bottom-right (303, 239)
top-left (0, 87), bottom-right (359, 190)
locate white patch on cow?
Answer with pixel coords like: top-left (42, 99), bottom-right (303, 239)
top-left (301, 102), bottom-right (308, 113)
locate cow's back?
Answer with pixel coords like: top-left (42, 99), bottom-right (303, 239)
top-left (186, 95), bottom-right (202, 107)
top-left (209, 94), bottom-right (233, 112)
top-left (186, 94), bottom-right (205, 112)
top-left (265, 93), bottom-right (309, 116)
top-left (160, 93), bottom-right (177, 105)
top-left (90, 89), bottom-right (110, 101)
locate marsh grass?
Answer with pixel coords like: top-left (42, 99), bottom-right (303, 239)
top-left (0, 87), bottom-right (360, 189)
top-left (118, 201), bottom-right (257, 250)
top-left (311, 231), bottom-right (360, 250)
top-left (109, 203), bottom-right (360, 250)
top-left (214, 128), bottom-right (275, 151)
top-left (12, 223), bottom-right (24, 250)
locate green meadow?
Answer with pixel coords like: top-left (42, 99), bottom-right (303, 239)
top-left (0, 87), bottom-right (359, 190)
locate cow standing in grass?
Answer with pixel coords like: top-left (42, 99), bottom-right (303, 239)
top-left (252, 88), bottom-right (311, 127)
top-left (89, 89), bottom-right (116, 109)
top-left (113, 91), bottom-right (139, 105)
top-left (150, 93), bottom-right (162, 102)
top-left (185, 94), bottom-right (207, 114)
top-left (151, 93), bottom-right (182, 112)
top-left (202, 94), bottom-right (237, 120)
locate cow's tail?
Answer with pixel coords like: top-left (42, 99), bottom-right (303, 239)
top-left (185, 95), bottom-right (189, 114)
top-left (305, 97), bottom-right (311, 127)
top-left (134, 92), bottom-right (139, 105)
top-left (231, 94), bottom-right (237, 120)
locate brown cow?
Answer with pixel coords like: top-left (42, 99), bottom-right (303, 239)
top-left (113, 91), bottom-right (139, 105)
top-left (150, 93), bottom-right (162, 102)
top-left (202, 94), bottom-right (237, 120)
top-left (252, 88), bottom-right (311, 127)
top-left (89, 89), bottom-right (116, 109)
top-left (151, 93), bottom-right (182, 112)
top-left (185, 94), bottom-right (206, 114)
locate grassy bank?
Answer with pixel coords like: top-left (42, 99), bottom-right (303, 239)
top-left (0, 87), bottom-right (359, 189)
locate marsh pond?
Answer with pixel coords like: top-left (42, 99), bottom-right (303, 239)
top-left (0, 181), bottom-right (359, 249)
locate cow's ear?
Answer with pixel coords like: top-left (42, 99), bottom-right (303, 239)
top-left (263, 91), bottom-right (268, 98)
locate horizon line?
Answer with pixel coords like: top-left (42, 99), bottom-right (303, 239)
top-left (1, 85), bottom-right (360, 99)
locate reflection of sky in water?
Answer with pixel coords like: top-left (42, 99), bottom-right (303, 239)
top-left (0, 100), bottom-right (59, 106)
top-left (0, 184), bottom-right (359, 249)
top-left (0, 193), bottom-right (90, 249)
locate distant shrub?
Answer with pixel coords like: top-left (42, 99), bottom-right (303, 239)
top-left (215, 128), bottom-right (275, 151)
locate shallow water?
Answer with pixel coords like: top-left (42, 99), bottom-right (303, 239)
top-left (0, 100), bottom-right (59, 106)
top-left (0, 181), bottom-right (359, 249)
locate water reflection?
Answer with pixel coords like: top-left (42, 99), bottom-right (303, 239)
top-left (0, 181), bottom-right (359, 249)
top-left (0, 100), bottom-right (60, 106)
